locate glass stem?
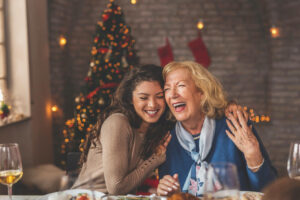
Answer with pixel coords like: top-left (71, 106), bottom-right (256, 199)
top-left (8, 185), bottom-right (12, 200)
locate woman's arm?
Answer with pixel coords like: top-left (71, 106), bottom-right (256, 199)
top-left (225, 108), bottom-right (277, 190)
top-left (101, 114), bottom-right (166, 195)
top-left (225, 107), bottom-right (264, 170)
top-left (245, 127), bottom-right (277, 190)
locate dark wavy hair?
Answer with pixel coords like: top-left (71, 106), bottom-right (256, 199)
top-left (80, 64), bottom-right (175, 164)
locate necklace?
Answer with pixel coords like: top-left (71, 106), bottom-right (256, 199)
top-left (192, 133), bottom-right (201, 140)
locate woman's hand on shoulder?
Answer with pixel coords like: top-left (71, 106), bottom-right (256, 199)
top-left (157, 174), bottom-right (180, 196)
top-left (225, 106), bottom-right (264, 171)
top-left (225, 100), bottom-right (240, 119)
top-left (155, 132), bottom-right (172, 155)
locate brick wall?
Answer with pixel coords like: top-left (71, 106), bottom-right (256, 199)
top-left (48, 0), bottom-right (300, 175)
top-left (258, 0), bottom-right (300, 176)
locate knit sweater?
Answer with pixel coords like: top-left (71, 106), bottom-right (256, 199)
top-left (72, 113), bottom-right (166, 194)
top-left (159, 117), bottom-right (277, 192)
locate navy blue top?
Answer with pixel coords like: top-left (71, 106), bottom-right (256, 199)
top-left (159, 117), bottom-right (277, 191)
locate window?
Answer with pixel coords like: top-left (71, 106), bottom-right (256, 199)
top-left (0, 0), bottom-right (7, 94)
top-left (0, 0), bottom-right (31, 126)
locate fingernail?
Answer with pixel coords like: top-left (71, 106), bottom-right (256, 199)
top-left (175, 182), bottom-right (180, 186)
top-left (164, 191), bottom-right (168, 195)
top-left (172, 185), bottom-right (178, 190)
top-left (168, 187), bottom-right (172, 191)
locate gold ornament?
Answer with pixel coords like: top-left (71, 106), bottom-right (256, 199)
top-left (75, 97), bottom-right (80, 103)
top-left (87, 69), bottom-right (92, 76)
top-left (122, 56), bottom-right (128, 68)
top-left (106, 74), bottom-right (112, 80)
top-left (98, 97), bottom-right (105, 105)
top-left (105, 46), bottom-right (112, 60)
top-left (97, 21), bottom-right (103, 26)
top-left (91, 47), bottom-right (97, 55)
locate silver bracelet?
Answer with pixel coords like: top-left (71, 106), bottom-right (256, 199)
top-left (248, 158), bottom-right (265, 170)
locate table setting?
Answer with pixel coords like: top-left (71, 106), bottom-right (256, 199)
top-left (3, 141), bottom-right (298, 200)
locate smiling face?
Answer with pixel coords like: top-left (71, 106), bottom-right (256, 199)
top-left (164, 68), bottom-right (204, 125)
top-left (132, 81), bottom-right (166, 130)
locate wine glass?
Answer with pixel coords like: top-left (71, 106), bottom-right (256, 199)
top-left (0, 143), bottom-right (23, 200)
top-left (204, 162), bottom-right (240, 200)
top-left (287, 142), bottom-right (300, 179)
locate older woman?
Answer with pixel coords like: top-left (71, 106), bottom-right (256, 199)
top-left (157, 61), bottom-right (277, 197)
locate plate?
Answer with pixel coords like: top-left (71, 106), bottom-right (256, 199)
top-left (240, 191), bottom-right (264, 200)
top-left (101, 194), bottom-right (161, 200)
top-left (36, 189), bottom-right (105, 200)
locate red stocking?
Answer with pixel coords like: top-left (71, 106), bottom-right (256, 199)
top-left (157, 38), bottom-right (174, 67)
top-left (188, 36), bottom-right (211, 68)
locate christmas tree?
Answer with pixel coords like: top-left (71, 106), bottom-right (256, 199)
top-left (60, 0), bottom-right (138, 167)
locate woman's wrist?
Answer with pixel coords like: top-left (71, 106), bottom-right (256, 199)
top-left (247, 158), bottom-right (264, 172)
top-left (246, 155), bottom-right (264, 172)
top-left (245, 151), bottom-right (264, 172)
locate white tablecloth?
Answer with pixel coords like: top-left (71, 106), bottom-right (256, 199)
top-left (0, 195), bottom-right (41, 200)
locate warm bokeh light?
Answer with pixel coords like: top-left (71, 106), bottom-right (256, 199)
top-left (59, 35), bottom-right (67, 47)
top-left (131, 0), bottom-right (137, 4)
top-left (0, 89), bottom-right (3, 102)
top-left (51, 105), bottom-right (58, 112)
top-left (197, 20), bottom-right (204, 30)
top-left (270, 26), bottom-right (280, 38)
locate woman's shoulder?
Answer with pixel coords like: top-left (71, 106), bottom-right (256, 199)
top-left (101, 113), bottom-right (132, 133)
top-left (104, 112), bottom-right (129, 124)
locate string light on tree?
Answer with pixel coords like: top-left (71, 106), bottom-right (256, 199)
top-left (243, 106), bottom-right (271, 124)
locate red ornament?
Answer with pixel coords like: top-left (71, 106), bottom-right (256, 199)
top-left (84, 77), bottom-right (91, 82)
top-left (99, 48), bottom-right (109, 54)
top-left (102, 13), bottom-right (110, 21)
top-left (115, 69), bottom-right (120, 74)
top-left (86, 83), bottom-right (118, 99)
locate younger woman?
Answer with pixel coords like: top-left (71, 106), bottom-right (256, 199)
top-left (72, 64), bottom-right (174, 194)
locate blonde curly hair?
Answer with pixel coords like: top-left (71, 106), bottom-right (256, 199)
top-left (163, 61), bottom-right (227, 119)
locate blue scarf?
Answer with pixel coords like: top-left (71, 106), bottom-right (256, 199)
top-left (175, 116), bottom-right (216, 196)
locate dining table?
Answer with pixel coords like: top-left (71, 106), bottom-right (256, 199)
top-left (0, 195), bottom-right (42, 200)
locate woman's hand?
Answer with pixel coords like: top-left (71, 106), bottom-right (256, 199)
top-left (225, 107), bottom-right (264, 172)
top-left (157, 174), bottom-right (180, 196)
top-left (155, 133), bottom-right (172, 155)
top-left (225, 100), bottom-right (239, 119)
